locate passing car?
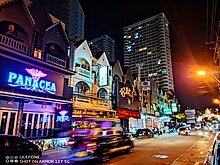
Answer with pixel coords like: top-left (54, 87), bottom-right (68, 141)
top-left (177, 127), bottom-right (190, 136)
top-left (0, 135), bottom-right (42, 161)
top-left (66, 130), bottom-right (134, 162)
top-left (134, 129), bottom-right (154, 138)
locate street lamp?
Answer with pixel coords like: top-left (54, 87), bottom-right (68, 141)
top-left (197, 70), bottom-right (220, 85)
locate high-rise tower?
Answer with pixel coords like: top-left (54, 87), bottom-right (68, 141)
top-left (42, 0), bottom-right (84, 41)
top-left (123, 13), bottom-right (174, 91)
top-left (89, 35), bottom-right (115, 62)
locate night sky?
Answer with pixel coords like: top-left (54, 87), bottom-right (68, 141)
top-left (79, 0), bottom-right (219, 111)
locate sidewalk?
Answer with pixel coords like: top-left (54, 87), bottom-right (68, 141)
top-left (171, 132), bottom-right (215, 165)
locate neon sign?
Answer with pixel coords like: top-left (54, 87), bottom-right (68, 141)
top-left (56, 110), bottom-right (69, 122)
top-left (7, 68), bottom-right (56, 94)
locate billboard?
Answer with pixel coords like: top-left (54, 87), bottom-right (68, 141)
top-left (98, 66), bottom-right (108, 86)
top-left (185, 109), bottom-right (196, 124)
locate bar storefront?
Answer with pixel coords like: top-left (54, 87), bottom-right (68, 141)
top-left (0, 56), bottom-right (72, 138)
top-left (116, 82), bottom-right (141, 132)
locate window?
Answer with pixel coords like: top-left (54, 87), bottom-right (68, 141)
top-left (34, 49), bottom-right (42, 59)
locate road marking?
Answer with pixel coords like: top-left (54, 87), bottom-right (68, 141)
top-left (194, 162), bottom-right (200, 165)
top-left (172, 137), bottom-right (204, 163)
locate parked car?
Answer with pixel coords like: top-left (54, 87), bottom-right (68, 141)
top-left (134, 129), bottom-right (154, 138)
top-left (177, 127), bottom-right (190, 136)
top-left (0, 135), bottom-right (42, 161)
top-left (66, 130), bottom-right (134, 162)
top-left (206, 133), bottom-right (220, 165)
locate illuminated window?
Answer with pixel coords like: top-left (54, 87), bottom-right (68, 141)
top-left (147, 52), bottom-right (152, 55)
top-left (158, 60), bottom-right (161, 64)
top-left (34, 49), bottom-right (42, 59)
top-left (8, 25), bottom-right (14, 31)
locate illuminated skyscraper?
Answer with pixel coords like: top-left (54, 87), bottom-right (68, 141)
top-left (123, 13), bottom-right (174, 91)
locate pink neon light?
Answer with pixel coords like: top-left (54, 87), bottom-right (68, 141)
top-left (59, 110), bottom-right (68, 116)
top-left (25, 68), bottom-right (47, 81)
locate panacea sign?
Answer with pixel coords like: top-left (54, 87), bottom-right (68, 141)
top-left (7, 68), bottom-right (57, 94)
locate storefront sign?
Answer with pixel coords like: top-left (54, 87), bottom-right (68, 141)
top-left (8, 69), bottom-right (56, 94)
top-left (117, 82), bottom-right (140, 110)
top-left (164, 109), bottom-right (172, 115)
top-left (0, 57), bottom-right (64, 96)
top-left (72, 109), bottom-right (116, 118)
top-left (118, 109), bottom-right (140, 119)
top-left (56, 110), bottom-right (69, 122)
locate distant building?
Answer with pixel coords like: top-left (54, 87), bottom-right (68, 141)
top-left (89, 35), bottom-right (115, 62)
top-left (123, 13), bottom-right (174, 91)
top-left (40, 0), bottom-right (85, 41)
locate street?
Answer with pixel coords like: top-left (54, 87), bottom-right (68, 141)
top-left (39, 130), bottom-right (215, 165)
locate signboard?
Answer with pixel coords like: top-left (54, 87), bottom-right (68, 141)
top-left (118, 82), bottom-right (140, 110)
top-left (8, 69), bottom-right (56, 94)
top-left (56, 110), bottom-right (69, 122)
top-left (118, 109), bottom-right (140, 119)
top-left (117, 82), bottom-right (140, 119)
top-left (0, 57), bottom-right (64, 96)
top-left (99, 66), bottom-right (108, 86)
top-left (185, 109), bottom-right (196, 124)
top-left (72, 109), bottom-right (116, 118)
top-left (171, 103), bottom-right (177, 112)
top-left (164, 109), bottom-right (172, 115)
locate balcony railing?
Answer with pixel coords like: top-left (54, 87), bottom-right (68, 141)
top-left (0, 34), bottom-right (28, 54)
top-left (73, 93), bottom-right (110, 107)
top-left (46, 53), bottom-right (66, 68)
top-left (75, 67), bottom-right (91, 78)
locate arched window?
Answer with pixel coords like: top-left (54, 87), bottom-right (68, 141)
top-left (126, 80), bottom-right (131, 85)
top-left (75, 81), bottom-right (90, 95)
top-left (97, 88), bottom-right (108, 99)
top-left (113, 74), bottom-right (121, 82)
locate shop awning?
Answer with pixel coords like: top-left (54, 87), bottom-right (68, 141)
top-left (0, 90), bottom-right (73, 104)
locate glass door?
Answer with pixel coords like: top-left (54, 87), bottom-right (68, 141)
top-left (0, 110), bottom-right (18, 135)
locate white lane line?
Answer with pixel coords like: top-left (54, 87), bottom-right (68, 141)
top-left (172, 137), bottom-right (204, 164)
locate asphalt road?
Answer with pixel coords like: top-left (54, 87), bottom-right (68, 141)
top-left (39, 130), bottom-right (215, 165)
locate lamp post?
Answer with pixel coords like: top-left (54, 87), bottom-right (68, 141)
top-left (198, 70), bottom-right (220, 107)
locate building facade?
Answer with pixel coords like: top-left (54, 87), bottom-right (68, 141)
top-left (41, 0), bottom-right (85, 41)
top-left (70, 40), bottom-right (116, 119)
top-left (123, 13), bottom-right (174, 91)
top-left (89, 35), bottom-right (115, 62)
top-left (0, 0), bottom-right (74, 138)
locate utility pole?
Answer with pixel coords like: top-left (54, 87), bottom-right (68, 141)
top-left (136, 64), bottom-right (141, 92)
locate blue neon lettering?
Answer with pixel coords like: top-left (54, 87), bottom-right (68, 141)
top-left (39, 80), bottom-right (45, 89)
top-left (32, 79), bottom-right (39, 88)
top-left (15, 74), bottom-right (24, 85)
top-left (8, 72), bottom-right (17, 83)
top-left (24, 76), bottom-right (32, 86)
top-left (45, 81), bottom-right (51, 90)
top-left (50, 83), bottom-right (56, 92)
top-left (7, 71), bottom-right (57, 93)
